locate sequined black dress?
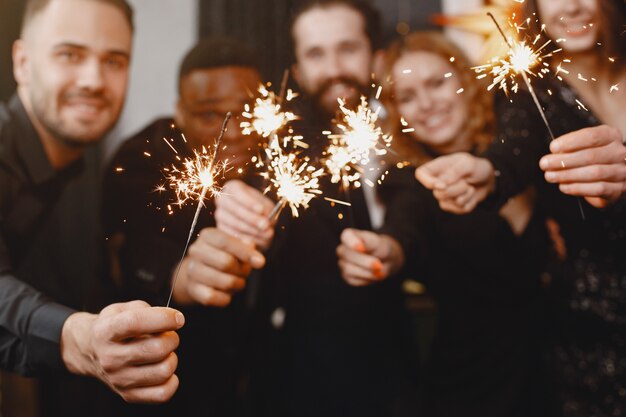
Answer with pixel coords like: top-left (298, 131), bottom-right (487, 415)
top-left (486, 78), bottom-right (626, 417)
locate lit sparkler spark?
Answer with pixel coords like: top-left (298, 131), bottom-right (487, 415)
top-left (324, 96), bottom-right (392, 188)
top-left (610, 83), bottom-right (619, 93)
top-left (164, 147), bottom-right (228, 206)
top-left (262, 146), bottom-right (324, 219)
top-left (241, 84), bottom-right (298, 138)
top-left (477, 12), bottom-right (558, 140)
top-left (165, 114), bottom-right (231, 307)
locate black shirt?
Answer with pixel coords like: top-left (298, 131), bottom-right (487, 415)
top-left (247, 98), bottom-right (415, 417)
top-left (102, 118), bottom-right (251, 417)
top-left (0, 95), bottom-right (75, 376)
top-left (380, 167), bottom-right (549, 417)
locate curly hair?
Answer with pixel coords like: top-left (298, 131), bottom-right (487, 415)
top-left (382, 31), bottom-right (495, 166)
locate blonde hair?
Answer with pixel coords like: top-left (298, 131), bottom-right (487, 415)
top-left (382, 31), bottom-right (494, 166)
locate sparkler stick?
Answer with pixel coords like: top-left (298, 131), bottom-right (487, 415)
top-left (487, 12), bottom-right (555, 140)
top-left (486, 12), bottom-right (585, 219)
top-left (165, 113), bottom-right (231, 307)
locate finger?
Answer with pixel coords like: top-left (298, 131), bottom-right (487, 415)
top-left (215, 198), bottom-right (272, 233)
top-left (197, 228), bottom-right (266, 268)
top-left (186, 283), bottom-right (233, 307)
top-left (454, 185), bottom-right (476, 208)
top-left (99, 300), bottom-right (151, 317)
top-left (343, 276), bottom-right (375, 287)
top-left (109, 352), bottom-right (178, 390)
top-left (215, 205), bottom-right (275, 246)
top-left (341, 228), bottom-right (366, 252)
top-left (119, 374), bottom-right (179, 404)
top-left (540, 144), bottom-right (626, 171)
top-left (544, 164), bottom-right (626, 184)
top-left (434, 180), bottom-right (472, 201)
top-left (336, 244), bottom-right (382, 272)
top-left (113, 331), bottom-right (180, 367)
top-left (338, 259), bottom-right (378, 282)
top-left (558, 182), bottom-right (624, 198)
top-left (219, 180), bottom-right (274, 217)
top-left (415, 165), bottom-right (442, 190)
top-left (550, 125), bottom-right (622, 154)
top-left (438, 199), bottom-right (470, 215)
top-left (102, 307), bottom-right (185, 341)
top-left (188, 261), bottom-right (246, 293)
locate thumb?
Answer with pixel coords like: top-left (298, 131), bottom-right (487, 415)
top-left (341, 228), bottom-right (366, 253)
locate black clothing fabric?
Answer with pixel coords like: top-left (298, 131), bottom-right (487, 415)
top-left (0, 95), bottom-right (77, 376)
top-left (485, 78), bottom-right (626, 417)
top-left (103, 118), bottom-right (250, 417)
top-left (245, 98), bottom-right (416, 417)
top-left (380, 166), bottom-right (549, 417)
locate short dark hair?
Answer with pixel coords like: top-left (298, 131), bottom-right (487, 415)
top-left (21, 0), bottom-right (134, 34)
top-left (288, 0), bottom-right (383, 59)
top-left (178, 36), bottom-right (260, 94)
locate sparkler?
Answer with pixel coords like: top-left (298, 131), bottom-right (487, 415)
top-left (477, 12), bottom-right (557, 140)
top-left (481, 12), bottom-right (586, 219)
top-left (165, 113), bottom-right (231, 307)
top-left (262, 145), bottom-right (324, 219)
top-left (324, 96), bottom-right (392, 189)
top-left (241, 83), bottom-right (298, 139)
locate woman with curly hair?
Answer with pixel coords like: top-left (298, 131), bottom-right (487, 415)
top-left (335, 31), bottom-right (552, 417)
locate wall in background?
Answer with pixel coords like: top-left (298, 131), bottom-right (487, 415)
top-left (102, 0), bottom-right (199, 162)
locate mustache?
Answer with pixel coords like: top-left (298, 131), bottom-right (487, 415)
top-left (62, 90), bottom-right (110, 105)
top-left (311, 76), bottom-right (368, 101)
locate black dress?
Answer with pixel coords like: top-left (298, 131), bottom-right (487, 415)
top-left (380, 166), bottom-right (550, 417)
top-left (485, 77), bottom-right (626, 417)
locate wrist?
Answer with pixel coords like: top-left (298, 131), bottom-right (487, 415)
top-left (60, 312), bottom-right (98, 377)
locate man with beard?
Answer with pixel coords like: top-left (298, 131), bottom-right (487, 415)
top-left (0, 0), bottom-right (186, 412)
top-left (102, 36), bottom-right (266, 417)
top-left (211, 1), bottom-right (416, 416)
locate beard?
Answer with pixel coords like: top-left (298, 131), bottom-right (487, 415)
top-left (309, 76), bottom-right (370, 117)
top-left (30, 87), bottom-right (116, 149)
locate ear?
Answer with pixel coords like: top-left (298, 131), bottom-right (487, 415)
top-left (12, 39), bottom-right (30, 86)
top-left (174, 99), bottom-right (185, 129)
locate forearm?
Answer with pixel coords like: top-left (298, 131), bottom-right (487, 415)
top-left (0, 274), bottom-right (74, 375)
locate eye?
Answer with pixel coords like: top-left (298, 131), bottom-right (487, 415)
top-left (104, 56), bottom-right (128, 71)
top-left (57, 50), bottom-right (81, 63)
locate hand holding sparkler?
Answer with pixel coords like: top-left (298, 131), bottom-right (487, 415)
top-left (539, 125), bottom-right (626, 208)
top-left (170, 227), bottom-right (266, 307)
top-left (165, 113), bottom-right (231, 307)
top-left (336, 229), bottom-right (405, 287)
top-left (215, 180), bottom-right (276, 250)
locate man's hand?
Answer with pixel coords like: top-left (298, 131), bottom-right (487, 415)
top-left (336, 228), bottom-right (405, 287)
top-left (61, 301), bottom-right (185, 403)
top-left (540, 125), bottom-right (626, 208)
top-left (215, 180), bottom-right (276, 250)
top-left (172, 228), bottom-right (265, 307)
top-left (415, 152), bottom-right (496, 214)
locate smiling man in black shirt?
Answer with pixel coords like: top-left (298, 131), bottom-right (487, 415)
top-left (0, 0), bottom-right (185, 406)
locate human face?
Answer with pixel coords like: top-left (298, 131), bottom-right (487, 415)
top-left (392, 51), bottom-right (470, 155)
top-left (292, 4), bottom-right (373, 116)
top-left (175, 66), bottom-right (262, 165)
top-left (536, 0), bottom-right (599, 53)
top-left (14, 0), bottom-right (132, 147)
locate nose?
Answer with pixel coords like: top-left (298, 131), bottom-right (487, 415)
top-left (562, 0), bottom-right (582, 14)
top-left (416, 91), bottom-right (435, 113)
top-left (76, 57), bottom-right (105, 91)
top-left (324, 52), bottom-right (344, 80)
